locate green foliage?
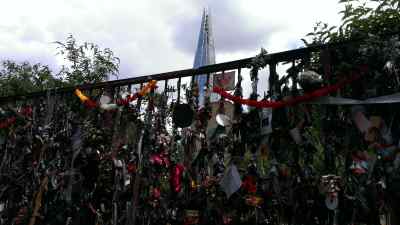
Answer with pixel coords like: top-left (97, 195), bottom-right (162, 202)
top-left (55, 35), bottom-right (120, 85)
top-left (304, 0), bottom-right (400, 44)
top-left (0, 61), bottom-right (64, 97)
top-left (303, 0), bottom-right (400, 94)
top-left (301, 0), bottom-right (400, 177)
top-left (0, 34), bottom-right (120, 97)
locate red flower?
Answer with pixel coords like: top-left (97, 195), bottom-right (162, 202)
top-left (242, 176), bottom-right (257, 193)
top-left (127, 163), bottom-right (136, 174)
top-left (152, 187), bottom-right (161, 199)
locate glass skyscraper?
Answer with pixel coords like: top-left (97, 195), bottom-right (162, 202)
top-left (193, 8), bottom-right (216, 106)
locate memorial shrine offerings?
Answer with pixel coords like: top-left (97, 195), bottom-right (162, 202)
top-left (1, 35), bottom-right (400, 225)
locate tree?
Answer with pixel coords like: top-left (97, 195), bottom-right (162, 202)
top-left (302, 0), bottom-right (400, 95)
top-left (0, 61), bottom-right (64, 97)
top-left (0, 35), bottom-right (120, 97)
top-left (55, 35), bottom-right (120, 85)
top-left (304, 0), bottom-right (400, 44)
top-left (303, 1), bottom-right (400, 224)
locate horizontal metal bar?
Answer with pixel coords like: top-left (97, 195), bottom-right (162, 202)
top-left (1, 33), bottom-right (395, 103)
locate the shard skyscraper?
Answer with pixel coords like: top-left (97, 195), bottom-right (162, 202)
top-left (193, 8), bottom-right (216, 106)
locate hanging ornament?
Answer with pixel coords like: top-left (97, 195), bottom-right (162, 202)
top-left (216, 114), bottom-right (231, 127)
top-left (99, 95), bottom-right (111, 105)
top-left (172, 104), bottom-right (194, 128)
top-left (184, 210), bottom-right (200, 225)
top-left (384, 60), bottom-right (398, 75)
top-left (299, 70), bottom-right (323, 92)
top-left (99, 94), bottom-right (118, 111)
top-left (245, 195), bottom-right (263, 207)
top-left (349, 151), bottom-right (369, 175)
top-left (321, 175), bottom-right (341, 210)
top-left (220, 164), bottom-right (242, 198)
top-left (325, 195), bottom-right (339, 210)
top-left (259, 107), bottom-right (272, 135)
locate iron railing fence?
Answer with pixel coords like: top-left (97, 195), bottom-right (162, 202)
top-left (2, 29), bottom-right (400, 104)
top-left (0, 40), bottom-right (353, 104)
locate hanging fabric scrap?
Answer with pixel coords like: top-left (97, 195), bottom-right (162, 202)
top-left (0, 106), bottom-right (33, 129)
top-left (213, 71), bottom-right (363, 109)
top-left (0, 117), bottom-right (16, 129)
top-left (75, 89), bottom-right (97, 108)
top-left (75, 80), bottom-right (158, 108)
top-left (116, 80), bottom-right (157, 106)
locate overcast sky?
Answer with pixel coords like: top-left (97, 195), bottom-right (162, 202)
top-left (0, 0), bottom-right (343, 80)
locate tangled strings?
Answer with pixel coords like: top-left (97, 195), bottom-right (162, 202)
top-left (0, 106), bottom-right (33, 129)
top-left (213, 70), bottom-right (364, 108)
top-left (75, 80), bottom-right (158, 108)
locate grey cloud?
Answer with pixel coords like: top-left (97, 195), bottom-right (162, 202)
top-left (172, 0), bottom-right (280, 55)
top-left (19, 27), bottom-right (47, 44)
top-left (0, 0), bottom-right (341, 82)
top-left (0, 49), bottom-right (59, 73)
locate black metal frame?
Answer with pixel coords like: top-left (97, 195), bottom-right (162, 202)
top-left (0, 38), bottom-right (375, 103)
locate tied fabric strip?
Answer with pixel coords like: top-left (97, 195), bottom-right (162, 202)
top-left (139, 80), bottom-right (157, 96)
top-left (170, 164), bottom-right (185, 193)
top-left (0, 106), bottom-right (33, 129)
top-left (115, 80), bottom-right (157, 106)
top-left (0, 117), bottom-right (17, 129)
top-left (75, 80), bottom-right (158, 108)
top-left (213, 72), bottom-right (362, 109)
top-left (75, 89), bottom-right (97, 109)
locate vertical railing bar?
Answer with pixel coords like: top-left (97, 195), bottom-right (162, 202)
top-left (177, 77), bottom-right (181, 104)
top-left (269, 62), bottom-right (278, 96)
top-left (291, 60), bottom-right (298, 94)
top-left (164, 79), bottom-right (169, 93)
top-left (191, 74), bottom-right (195, 88)
top-left (115, 86), bottom-right (120, 100)
top-left (136, 83), bottom-right (144, 112)
top-left (161, 79), bottom-right (169, 127)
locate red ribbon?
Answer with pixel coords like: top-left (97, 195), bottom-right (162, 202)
top-left (213, 70), bottom-right (364, 109)
top-left (84, 99), bottom-right (98, 109)
top-left (115, 93), bottom-right (139, 106)
top-left (127, 162), bottom-right (137, 174)
top-left (0, 106), bottom-right (33, 129)
top-left (0, 117), bottom-right (16, 129)
top-left (242, 176), bottom-right (257, 193)
top-left (116, 80), bottom-right (158, 106)
top-left (170, 164), bottom-right (185, 193)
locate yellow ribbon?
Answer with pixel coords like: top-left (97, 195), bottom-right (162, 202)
top-left (28, 176), bottom-right (48, 225)
top-left (138, 80), bottom-right (157, 96)
top-left (75, 89), bottom-right (89, 102)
